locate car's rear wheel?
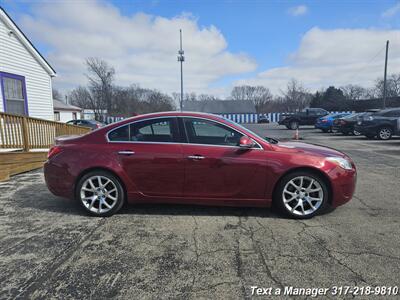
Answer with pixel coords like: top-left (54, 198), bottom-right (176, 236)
top-left (77, 171), bottom-right (125, 217)
top-left (289, 121), bottom-right (299, 130)
top-left (274, 172), bottom-right (328, 219)
top-left (377, 127), bottom-right (392, 140)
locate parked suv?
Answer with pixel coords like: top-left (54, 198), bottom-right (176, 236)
top-left (278, 108), bottom-right (329, 130)
top-left (354, 108), bottom-right (400, 140)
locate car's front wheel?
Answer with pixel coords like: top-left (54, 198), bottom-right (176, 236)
top-left (289, 121), bottom-right (299, 130)
top-left (274, 172), bottom-right (328, 219)
top-left (76, 171), bottom-right (125, 217)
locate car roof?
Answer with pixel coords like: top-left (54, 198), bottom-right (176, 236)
top-left (375, 107), bottom-right (400, 114)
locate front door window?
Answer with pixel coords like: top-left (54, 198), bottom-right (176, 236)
top-left (183, 118), bottom-right (243, 146)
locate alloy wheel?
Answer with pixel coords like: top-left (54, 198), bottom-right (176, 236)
top-left (290, 121), bottom-right (299, 130)
top-left (80, 175), bottom-right (119, 214)
top-left (378, 128), bottom-right (392, 140)
top-left (282, 176), bottom-right (324, 216)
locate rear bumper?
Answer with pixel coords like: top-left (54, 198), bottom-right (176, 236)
top-left (44, 161), bottom-right (75, 199)
top-left (315, 123), bottom-right (330, 130)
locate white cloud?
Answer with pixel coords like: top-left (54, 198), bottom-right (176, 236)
top-left (288, 5), bottom-right (308, 16)
top-left (235, 27), bottom-right (400, 94)
top-left (18, 1), bottom-right (256, 95)
top-left (382, 3), bottom-right (400, 18)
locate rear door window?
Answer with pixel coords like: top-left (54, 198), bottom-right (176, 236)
top-left (108, 118), bottom-right (179, 143)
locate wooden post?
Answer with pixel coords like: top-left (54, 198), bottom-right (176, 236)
top-left (21, 116), bottom-right (30, 152)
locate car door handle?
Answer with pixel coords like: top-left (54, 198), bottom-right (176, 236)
top-left (187, 155), bottom-right (205, 160)
top-left (118, 150), bottom-right (135, 156)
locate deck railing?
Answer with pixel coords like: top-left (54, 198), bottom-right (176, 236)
top-left (0, 112), bottom-right (91, 151)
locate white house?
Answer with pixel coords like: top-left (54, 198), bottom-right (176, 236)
top-left (53, 99), bottom-right (82, 123)
top-left (0, 7), bottom-right (56, 120)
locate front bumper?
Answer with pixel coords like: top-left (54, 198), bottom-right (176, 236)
top-left (278, 119), bottom-right (289, 125)
top-left (328, 166), bottom-right (357, 207)
top-left (354, 124), bottom-right (378, 136)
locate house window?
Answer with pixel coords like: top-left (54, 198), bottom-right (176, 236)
top-left (54, 111), bottom-right (60, 121)
top-left (0, 73), bottom-right (28, 115)
top-left (72, 112), bottom-right (77, 120)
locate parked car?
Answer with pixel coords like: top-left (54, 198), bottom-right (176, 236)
top-left (354, 108), bottom-right (400, 140)
top-left (333, 112), bottom-right (372, 136)
top-left (67, 119), bottom-right (105, 130)
top-left (315, 113), bottom-right (352, 133)
top-left (278, 108), bottom-right (329, 130)
top-left (258, 115), bottom-right (270, 124)
top-left (45, 112), bottom-right (356, 219)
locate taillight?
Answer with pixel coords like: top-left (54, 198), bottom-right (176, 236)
top-left (321, 119), bottom-right (328, 123)
top-left (48, 146), bottom-right (62, 159)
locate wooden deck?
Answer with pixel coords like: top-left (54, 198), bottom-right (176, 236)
top-left (0, 112), bottom-right (90, 181)
top-left (0, 151), bottom-right (47, 181)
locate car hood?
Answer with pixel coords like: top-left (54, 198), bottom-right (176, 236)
top-left (273, 141), bottom-right (346, 158)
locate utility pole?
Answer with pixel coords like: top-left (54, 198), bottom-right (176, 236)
top-left (177, 29), bottom-right (185, 111)
top-left (383, 40), bottom-right (389, 109)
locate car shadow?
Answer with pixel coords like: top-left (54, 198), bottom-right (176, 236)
top-left (121, 203), bottom-right (285, 219)
top-left (12, 175), bottom-right (333, 219)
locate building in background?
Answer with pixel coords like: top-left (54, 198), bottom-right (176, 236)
top-left (0, 7), bottom-right (56, 120)
top-left (53, 99), bottom-right (82, 122)
top-left (182, 100), bottom-right (259, 123)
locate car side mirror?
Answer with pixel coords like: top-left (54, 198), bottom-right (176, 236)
top-left (239, 136), bottom-right (255, 148)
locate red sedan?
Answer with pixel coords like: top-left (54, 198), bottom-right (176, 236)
top-left (44, 112), bottom-right (356, 219)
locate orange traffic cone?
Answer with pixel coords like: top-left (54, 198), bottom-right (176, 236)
top-left (293, 129), bottom-right (299, 140)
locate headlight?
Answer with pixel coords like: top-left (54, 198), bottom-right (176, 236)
top-left (365, 116), bottom-right (374, 121)
top-left (326, 157), bottom-right (353, 170)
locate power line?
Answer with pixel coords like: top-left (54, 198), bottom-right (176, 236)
top-left (367, 45), bottom-right (386, 64)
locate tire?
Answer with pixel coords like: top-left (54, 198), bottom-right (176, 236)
top-left (352, 129), bottom-right (361, 136)
top-left (377, 127), bottom-right (392, 140)
top-left (289, 121), bottom-right (299, 130)
top-left (285, 125), bottom-right (290, 129)
top-left (76, 170), bottom-right (125, 217)
top-left (274, 171), bottom-right (329, 219)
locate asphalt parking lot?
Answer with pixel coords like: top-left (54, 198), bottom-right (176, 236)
top-left (1, 124), bottom-right (399, 299)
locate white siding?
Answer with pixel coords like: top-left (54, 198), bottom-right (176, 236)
top-left (0, 17), bottom-right (54, 120)
top-left (57, 110), bottom-right (77, 123)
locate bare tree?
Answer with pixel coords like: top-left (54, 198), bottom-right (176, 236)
top-left (231, 85), bottom-right (273, 113)
top-left (280, 79), bottom-right (311, 111)
top-left (373, 73), bottom-right (400, 98)
top-left (198, 94), bottom-right (218, 101)
top-left (85, 57), bottom-right (115, 117)
top-left (341, 84), bottom-right (367, 100)
top-left (52, 88), bottom-right (63, 100)
top-left (69, 86), bottom-right (95, 112)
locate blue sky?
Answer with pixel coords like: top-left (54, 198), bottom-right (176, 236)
top-left (1, 0), bottom-right (400, 96)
